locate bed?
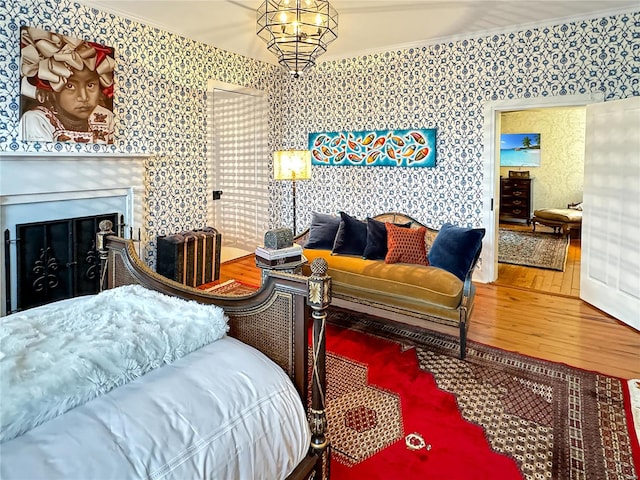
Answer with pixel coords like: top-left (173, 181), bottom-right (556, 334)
top-left (0, 221), bottom-right (332, 480)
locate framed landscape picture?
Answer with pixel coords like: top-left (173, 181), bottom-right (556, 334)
top-left (500, 133), bottom-right (541, 167)
top-left (19, 26), bottom-right (115, 144)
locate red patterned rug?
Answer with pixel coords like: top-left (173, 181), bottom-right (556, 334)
top-left (325, 307), bottom-right (639, 480)
top-left (202, 279), bottom-right (258, 296)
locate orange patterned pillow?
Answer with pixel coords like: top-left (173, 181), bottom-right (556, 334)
top-left (385, 223), bottom-right (429, 266)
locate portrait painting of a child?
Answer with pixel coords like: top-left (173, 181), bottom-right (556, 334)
top-left (19, 26), bottom-right (115, 144)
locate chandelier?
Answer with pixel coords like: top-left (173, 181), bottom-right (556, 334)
top-left (257, 0), bottom-right (338, 78)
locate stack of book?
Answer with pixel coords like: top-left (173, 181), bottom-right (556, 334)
top-left (255, 243), bottom-right (304, 268)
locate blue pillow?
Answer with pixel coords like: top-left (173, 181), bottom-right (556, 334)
top-left (428, 223), bottom-right (485, 281)
top-left (304, 212), bottom-right (341, 249)
top-left (332, 212), bottom-right (367, 256)
top-left (363, 217), bottom-right (412, 260)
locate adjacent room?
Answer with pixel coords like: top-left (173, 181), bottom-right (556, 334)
top-left (1, 1), bottom-right (639, 479)
top-left (496, 106), bottom-right (586, 296)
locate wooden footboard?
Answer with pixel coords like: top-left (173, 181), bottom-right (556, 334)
top-left (97, 221), bottom-right (331, 479)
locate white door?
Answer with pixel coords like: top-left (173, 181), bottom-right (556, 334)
top-left (207, 82), bottom-right (269, 262)
top-left (581, 96), bottom-right (640, 330)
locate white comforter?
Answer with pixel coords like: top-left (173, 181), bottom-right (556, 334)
top-left (0, 335), bottom-right (311, 480)
top-left (0, 292), bottom-right (310, 480)
top-left (1, 285), bottom-right (229, 442)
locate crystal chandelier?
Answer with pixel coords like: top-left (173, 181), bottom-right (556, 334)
top-left (257, 0), bottom-right (338, 78)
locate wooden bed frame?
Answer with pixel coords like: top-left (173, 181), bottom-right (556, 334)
top-left (97, 221), bottom-right (332, 480)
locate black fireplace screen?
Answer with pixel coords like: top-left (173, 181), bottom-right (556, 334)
top-left (15, 213), bottom-right (119, 311)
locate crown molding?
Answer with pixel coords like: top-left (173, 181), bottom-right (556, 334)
top-left (318, 5), bottom-right (639, 64)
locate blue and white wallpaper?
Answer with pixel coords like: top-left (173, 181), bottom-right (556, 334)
top-left (0, 0), bottom-right (286, 265)
top-left (283, 12), bottom-right (640, 231)
top-left (1, 0), bottom-right (639, 266)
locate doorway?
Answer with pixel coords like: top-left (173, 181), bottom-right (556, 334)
top-left (494, 222), bottom-right (582, 296)
top-left (494, 106), bottom-right (585, 296)
top-left (478, 92), bottom-right (604, 287)
top-left (207, 81), bottom-right (269, 262)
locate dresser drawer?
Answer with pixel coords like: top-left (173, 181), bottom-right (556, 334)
top-left (506, 189), bottom-right (529, 199)
top-left (501, 180), bottom-right (530, 190)
top-left (501, 197), bottom-right (529, 208)
top-left (501, 206), bottom-right (529, 218)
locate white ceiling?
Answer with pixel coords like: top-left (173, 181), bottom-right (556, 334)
top-left (76, 0), bottom-right (638, 66)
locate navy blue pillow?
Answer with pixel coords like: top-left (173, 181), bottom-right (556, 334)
top-left (363, 217), bottom-right (412, 260)
top-left (332, 212), bottom-right (367, 256)
top-left (304, 212), bottom-right (341, 249)
top-left (428, 223), bottom-right (485, 281)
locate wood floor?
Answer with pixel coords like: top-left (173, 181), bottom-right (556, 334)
top-left (495, 223), bottom-right (581, 296)
top-left (219, 246), bottom-right (640, 379)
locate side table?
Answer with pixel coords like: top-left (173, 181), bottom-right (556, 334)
top-left (256, 256), bottom-right (307, 284)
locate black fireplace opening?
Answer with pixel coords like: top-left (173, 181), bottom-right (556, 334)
top-left (11, 212), bottom-right (120, 312)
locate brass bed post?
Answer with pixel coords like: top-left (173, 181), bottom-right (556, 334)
top-left (307, 258), bottom-right (331, 476)
top-left (96, 220), bottom-right (115, 292)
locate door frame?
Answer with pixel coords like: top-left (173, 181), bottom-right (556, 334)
top-left (478, 91), bottom-right (604, 284)
top-left (206, 80), bottom-right (268, 262)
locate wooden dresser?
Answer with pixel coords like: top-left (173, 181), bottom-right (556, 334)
top-left (500, 177), bottom-right (532, 225)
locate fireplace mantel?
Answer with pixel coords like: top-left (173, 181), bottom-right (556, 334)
top-left (0, 154), bottom-right (147, 196)
top-left (0, 152), bottom-right (150, 158)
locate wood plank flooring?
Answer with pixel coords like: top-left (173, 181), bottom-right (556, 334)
top-left (495, 223), bottom-right (581, 296)
top-left (219, 249), bottom-right (640, 379)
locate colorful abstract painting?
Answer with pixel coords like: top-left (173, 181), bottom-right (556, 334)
top-left (308, 129), bottom-right (436, 167)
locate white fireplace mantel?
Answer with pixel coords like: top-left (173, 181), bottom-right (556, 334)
top-left (0, 154), bottom-right (147, 196)
top-left (0, 151), bottom-right (150, 157)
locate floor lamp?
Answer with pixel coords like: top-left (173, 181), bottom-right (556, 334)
top-left (273, 150), bottom-right (312, 236)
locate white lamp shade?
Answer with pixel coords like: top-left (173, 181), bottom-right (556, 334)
top-left (273, 150), bottom-right (312, 181)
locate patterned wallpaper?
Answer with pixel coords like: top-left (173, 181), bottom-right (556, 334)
top-left (277, 11), bottom-right (640, 231)
top-left (1, 1), bottom-right (639, 265)
top-left (500, 108), bottom-right (586, 212)
top-left (0, 0), bottom-right (285, 265)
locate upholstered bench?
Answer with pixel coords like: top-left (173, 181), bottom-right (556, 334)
top-left (531, 208), bottom-right (582, 235)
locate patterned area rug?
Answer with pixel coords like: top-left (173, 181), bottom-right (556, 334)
top-left (498, 228), bottom-right (570, 271)
top-left (203, 279), bottom-right (258, 296)
top-left (325, 307), bottom-right (639, 480)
